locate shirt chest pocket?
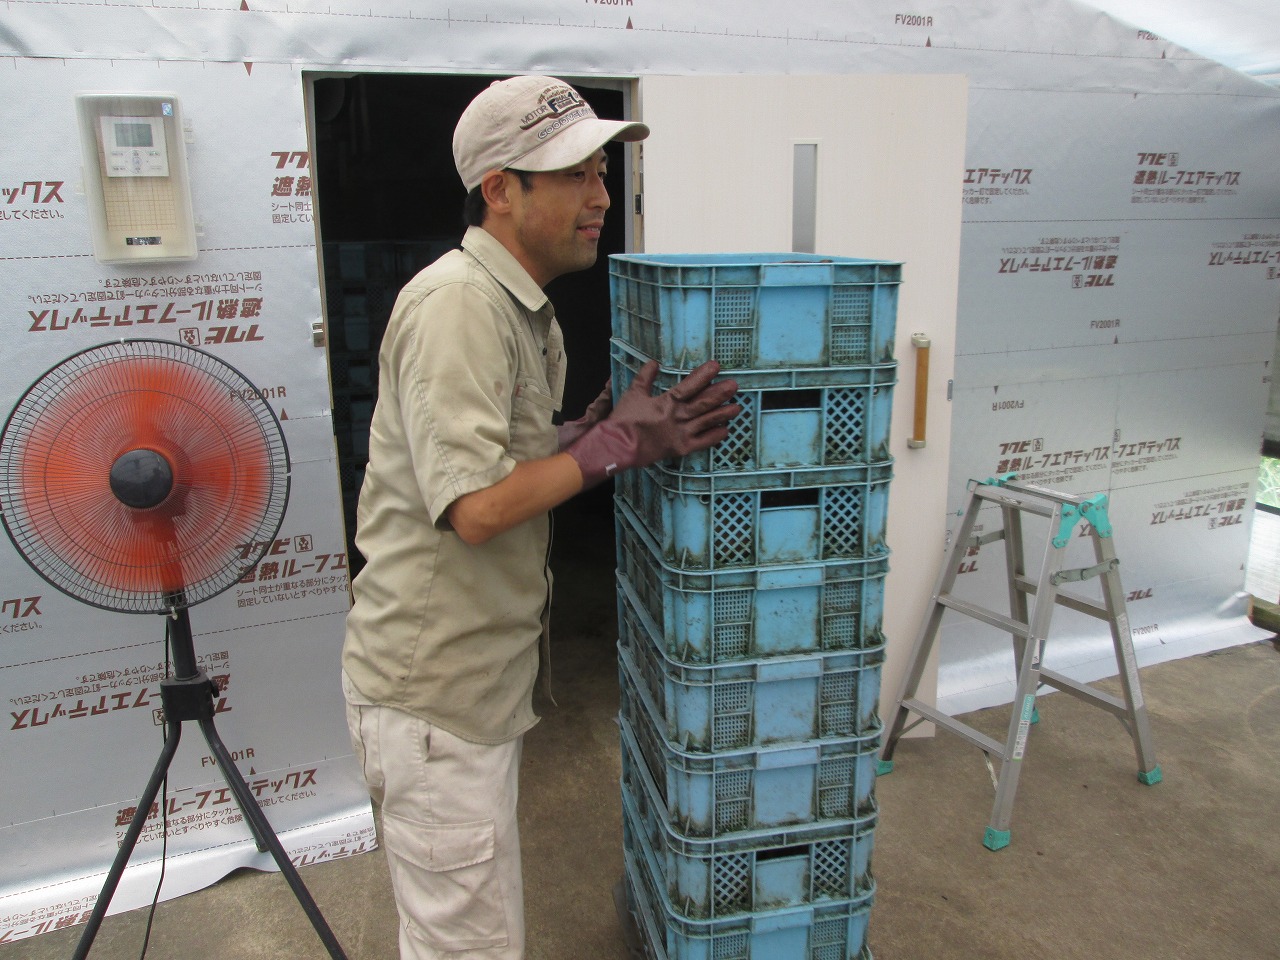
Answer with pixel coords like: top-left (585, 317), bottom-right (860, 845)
top-left (509, 380), bottom-right (559, 460)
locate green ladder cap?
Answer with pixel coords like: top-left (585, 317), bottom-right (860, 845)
top-left (1053, 492), bottom-right (1113, 548)
top-left (1081, 494), bottom-right (1113, 538)
top-left (876, 759), bottom-right (895, 776)
top-left (979, 472), bottom-right (1018, 488)
top-left (1138, 765), bottom-right (1163, 786)
top-left (983, 827), bottom-right (1011, 851)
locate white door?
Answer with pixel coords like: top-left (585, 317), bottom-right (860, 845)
top-left (636, 73), bottom-right (969, 719)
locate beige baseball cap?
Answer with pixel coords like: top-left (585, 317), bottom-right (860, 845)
top-left (453, 75), bottom-right (649, 191)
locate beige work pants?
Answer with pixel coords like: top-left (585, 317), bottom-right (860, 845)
top-left (343, 672), bottom-right (525, 959)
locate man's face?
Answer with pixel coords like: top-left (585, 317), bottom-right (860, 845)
top-left (506, 149), bottom-right (611, 287)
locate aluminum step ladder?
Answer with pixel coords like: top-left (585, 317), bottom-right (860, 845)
top-left (878, 474), bottom-right (1161, 850)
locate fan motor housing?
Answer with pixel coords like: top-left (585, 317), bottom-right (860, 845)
top-left (109, 448), bottom-right (175, 509)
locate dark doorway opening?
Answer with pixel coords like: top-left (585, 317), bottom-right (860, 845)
top-left (311, 73), bottom-right (628, 576)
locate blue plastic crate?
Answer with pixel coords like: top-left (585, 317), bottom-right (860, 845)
top-left (623, 846), bottom-right (874, 960)
top-left (616, 502), bottom-right (887, 664)
top-left (619, 708), bottom-right (879, 839)
top-left (622, 753), bottom-right (876, 922)
top-left (615, 462), bottom-right (892, 572)
top-left (609, 252), bottom-right (901, 371)
top-left (618, 594), bottom-right (884, 753)
top-left (611, 340), bottom-right (896, 475)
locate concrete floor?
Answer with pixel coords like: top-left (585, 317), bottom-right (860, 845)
top-left (6, 500), bottom-right (1280, 960)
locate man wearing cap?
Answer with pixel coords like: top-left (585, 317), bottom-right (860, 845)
top-left (341, 76), bottom-right (740, 959)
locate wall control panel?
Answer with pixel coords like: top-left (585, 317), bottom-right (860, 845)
top-left (76, 93), bottom-right (197, 263)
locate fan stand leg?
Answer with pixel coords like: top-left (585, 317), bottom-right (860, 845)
top-left (71, 671), bottom-right (349, 960)
top-left (196, 712), bottom-right (349, 959)
top-left (71, 711), bottom-right (184, 960)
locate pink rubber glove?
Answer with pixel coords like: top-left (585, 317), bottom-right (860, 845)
top-left (566, 360), bottom-right (741, 489)
top-left (556, 380), bottom-right (614, 450)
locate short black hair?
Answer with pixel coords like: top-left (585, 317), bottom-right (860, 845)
top-left (462, 169), bottom-right (535, 227)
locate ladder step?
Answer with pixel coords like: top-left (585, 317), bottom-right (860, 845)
top-left (1038, 669), bottom-right (1128, 718)
top-left (1013, 574), bottom-right (1111, 621)
top-left (900, 698), bottom-right (1006, 757)
top-left (994, 478), bottom-right (1099, 509)
top-left (973, 485), bottom-right (1057, 518)
top-left (938, 594), bottom-right (1029, 638)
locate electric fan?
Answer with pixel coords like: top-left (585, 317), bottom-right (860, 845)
top-left (0, 339), bottom-right (347, 959)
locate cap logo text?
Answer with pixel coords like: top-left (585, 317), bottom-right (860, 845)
top-left (519, 86), bottom-right (592, 134)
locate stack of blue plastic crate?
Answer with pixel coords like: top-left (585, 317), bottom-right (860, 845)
top-left (608, 252), bottom-right (901, 960)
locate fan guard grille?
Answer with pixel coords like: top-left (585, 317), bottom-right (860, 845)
top-left (0, 339), bottom-right (290, 613)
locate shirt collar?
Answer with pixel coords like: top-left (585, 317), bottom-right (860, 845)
top-left (461, 226), bottom-right (550, 314)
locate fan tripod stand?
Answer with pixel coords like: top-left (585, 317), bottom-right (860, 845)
top-left (0, 339), bottom-right (347, 958)
top-left (72, 603), bottom-right (349, 960)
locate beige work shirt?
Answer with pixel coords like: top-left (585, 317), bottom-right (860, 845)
top-left (342, 227), bottom-right (566, 744)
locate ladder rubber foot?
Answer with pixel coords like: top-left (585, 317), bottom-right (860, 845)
top-left (983, 827), bottom-right (1011, 851)
top-left (876, 759), bottom-right (895, 776)
top-left (1138, 765), bottom-right (1163, 786)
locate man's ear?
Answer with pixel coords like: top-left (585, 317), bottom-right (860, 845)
top-left (480, 170), bottom-right (515, 214)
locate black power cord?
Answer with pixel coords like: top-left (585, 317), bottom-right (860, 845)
top-left (135, 620), bottom-right (175, 959)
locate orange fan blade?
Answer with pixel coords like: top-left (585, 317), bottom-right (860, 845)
top-left (0, 340), bottom-right (289, 613)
